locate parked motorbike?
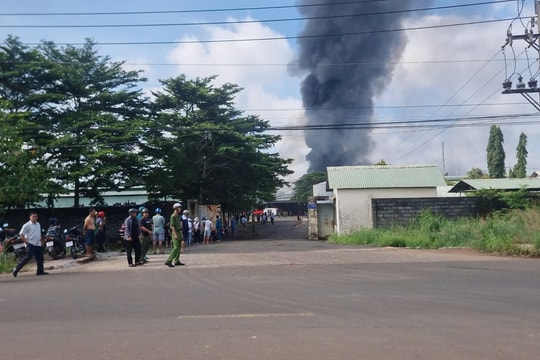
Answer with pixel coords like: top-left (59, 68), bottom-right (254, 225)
top-left (44, 218), bottom-right (66, 260)
top-left (64, 225), bottom-right (85, 259)
top-left (2, 234), bottom-right (27, 260)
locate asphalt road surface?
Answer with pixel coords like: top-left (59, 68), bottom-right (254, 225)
top-left (1, 217), bottom-right (540, 360)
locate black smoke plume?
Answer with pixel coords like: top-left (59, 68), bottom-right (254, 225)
top-left (291, 0), bottom-right (414, 172)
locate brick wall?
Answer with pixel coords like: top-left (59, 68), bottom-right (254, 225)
top-left (372, 197), bottom-right (478, 229)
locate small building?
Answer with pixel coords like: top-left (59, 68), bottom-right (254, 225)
top-left (327, 164), bottom-right (447, 235)
top-left (448, 178), bottom-right (540, 194)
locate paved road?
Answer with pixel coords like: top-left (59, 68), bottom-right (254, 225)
top-left (1, 218), bottom-right (540, 360)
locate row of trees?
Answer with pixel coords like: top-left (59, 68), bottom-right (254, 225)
top-left (0, 36), bottom-right (292, 210)
top-left (473, 125), bottom-right (528, 179)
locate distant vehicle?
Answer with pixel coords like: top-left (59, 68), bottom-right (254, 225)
top-left (263, 208), bottom-right (278, 216)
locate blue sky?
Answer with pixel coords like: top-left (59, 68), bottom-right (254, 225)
top-left (0, 0), bottom-right (538, 186)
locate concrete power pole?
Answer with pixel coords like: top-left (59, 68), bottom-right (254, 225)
top-left (501, 0), bottom-right (540, 110)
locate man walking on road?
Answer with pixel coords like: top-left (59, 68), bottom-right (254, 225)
top-left (165, 203), bottom-right (184, 267)
top-left (13, 212), bottom-right (48, 277)
top-left (124, 208), bottom-right (142, 268)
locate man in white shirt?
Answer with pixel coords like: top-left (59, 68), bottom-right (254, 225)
top-left (13, 212), bottom-right (48, 277)
top-left (203, 217), bottom-right (213, 244)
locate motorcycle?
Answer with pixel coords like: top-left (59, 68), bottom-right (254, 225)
top-left (2, 234), bottom-right (27, 260)
top-left (64, 225), bottom-right (85, 259)
top-left (44, 218), bottom-right (66, 260)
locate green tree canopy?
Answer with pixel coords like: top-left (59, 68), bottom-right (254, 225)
top-left (0, 101), bottom-right (49, 208)
top-left (0, 37), bottom-right (149, 207)
top-left (292, 171), bottom-right (328, 202)
top-left (143, 75), bottom-right (292, 211)
top-left (465, 167), bottom-right (486, 179)
top-left (486, 125), bottom-right (505, 178)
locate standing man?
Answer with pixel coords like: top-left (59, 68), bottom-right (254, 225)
top-left (203, 216), bottom-right (213, 244)
top-left (124, 208), bottom-right (142, 267)
top-left (215, 215), bottom-right (223, 241)
top-left (181, 210), bottom-right (189, 250)
top-left (138, 208), bottom-right (152, 263)
top-left (165, 203), bottom-right (184, 267)
top-left (13, 212), bottom-right (48, 277)
top-left (83, 208), bottom-right (97, 258)
top-left (152, 208), bottom-right (166, 254)
top-left (95, 211), bottom-right (107, 253)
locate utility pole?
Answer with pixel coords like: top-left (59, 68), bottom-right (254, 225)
top-left (501, 0), bottom-right (540, 110)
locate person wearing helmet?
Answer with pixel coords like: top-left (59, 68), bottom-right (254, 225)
top-left (124, 208), bottom-right (142, 267)
top-left (138, 208), bottom-right (152, 263)
top-left (165, 203), bottom-right (185, 267)
top-left (152, 208), bottom-right (166, 254)
top-left (95, 211), bottom-right (107, 253)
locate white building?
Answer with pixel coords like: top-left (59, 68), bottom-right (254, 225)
top-left (327, 164), bottom-right (447, 234)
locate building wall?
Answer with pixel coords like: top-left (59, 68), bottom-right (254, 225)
top-left (372, 197), bottom-right (478, 229)
top-left (335, 188), bottom-right (438, 234)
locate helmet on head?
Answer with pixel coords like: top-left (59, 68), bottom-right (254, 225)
top-left (141, 208), bottom-right (149, 213)
top-left (173, 203), bottom-right (182, 209)
top-left (49, 217), bottom-right (58, 225)
top-left (98, 211), bottom-right (105, 218)
top-left (155, 208), bottom-right (162, 214)
top-left (183, 210), bottom-right (189, 214)
top-left (138, 206), bottom-right (145, 212)
top-left (129, 208), bottom-right (138, 214)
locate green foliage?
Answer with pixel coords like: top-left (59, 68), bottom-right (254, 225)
top-left (510, 132), bottom-right (527, 178)
top-left (144, 75), bottom-right (292, 210)
top-left (465, 167), bottom-right (486, 179)
top-left (486, 125), bottom-right (505, 178)
top-left (0, 251), bottom-right (16, 273)
top-left (329, 207), bottom-right (540, 256)
top-left (0, 102), bottom-right (49, 208)
top-left (0, 37), bottom-right (148, 207)
top-left (292, 171), bottom-right (327, 202)
top-left (0, 36), bottom-right (293, 211)
top-left (475, 188), bottom-right (531, 216)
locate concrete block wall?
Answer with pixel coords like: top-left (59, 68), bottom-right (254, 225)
top-left (372, 197), bottom-right (478, 229)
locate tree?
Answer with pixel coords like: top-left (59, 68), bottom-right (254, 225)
top-left (0, 102), bottom-right (49, 208)
top-left (144, 75), bottom-right (292, 211)
top-left (486, 125), bottom-right (505, 178)
top-left (510, 132), bottom-right (527, 178)
top-left (465, 167), bottom-right (486, 179)
top-left (34, 39), bottom-right (148, 206)
top-left (0, 37), bottom-right (149, 207)
top-left (292, 171), bottom-right (328, 202)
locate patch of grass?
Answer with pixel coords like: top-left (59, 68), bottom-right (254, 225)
top-left (329, 207), bottom-right (540, 256)
top-left (0, 252), bottom-right (17, 273)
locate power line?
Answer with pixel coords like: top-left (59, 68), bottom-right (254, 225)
top-left (0, 1), bottom-right (512, 28)
top-left (21, 17), bottom-right (515, 46)
top-left (0, 0), bottom-right (512, 18)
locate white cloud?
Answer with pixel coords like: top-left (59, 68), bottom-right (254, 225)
top-left (373, 13), bottom-right (540, 175)
top-left (166, 18), bottom-right (310, 184)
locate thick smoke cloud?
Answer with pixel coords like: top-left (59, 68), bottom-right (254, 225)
top-left (291, 0), bottom-right (414, 172)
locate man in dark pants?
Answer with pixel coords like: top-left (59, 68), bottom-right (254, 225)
top-left (13, 212), bottom-right (48, 277)
top-left (124, 208), bottom-right (142, 268)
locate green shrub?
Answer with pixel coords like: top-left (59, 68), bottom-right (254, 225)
top-left (329, 207), bottom-right (540, 257)
top-left (0, 252), bottom-right (16, 273)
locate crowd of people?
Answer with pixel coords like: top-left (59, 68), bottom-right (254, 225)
top-left (6, 205), bottom-right (278, 275)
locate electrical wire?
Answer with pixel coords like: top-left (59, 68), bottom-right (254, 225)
top-left (0, 0), bottom-right (513, 17)
top-left (0, 1), bottom-right (513, 29)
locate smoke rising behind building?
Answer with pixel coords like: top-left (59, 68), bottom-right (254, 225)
top-left (291, 0), bottom-right (414, 172)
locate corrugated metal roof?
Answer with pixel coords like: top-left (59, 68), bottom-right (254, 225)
top-left (327, 164), bottom-right (446, 189)
top-left (449, 179), bottom-right (540, 192)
